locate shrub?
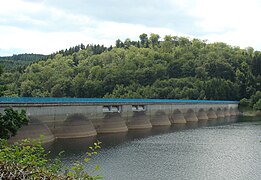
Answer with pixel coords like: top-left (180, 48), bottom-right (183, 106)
top-left (0, 108), bottom-right (29, 139)
top-left (239, 98), bottom-right (250, 107)
top-left (0, 138), bottom-right (102, 179)
top-left (253, 99), bottom-right (261, 111)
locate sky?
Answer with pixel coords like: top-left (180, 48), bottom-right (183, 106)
top-left (1, 0), bottom-right (261, 56)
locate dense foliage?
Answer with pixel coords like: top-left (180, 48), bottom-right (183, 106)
top-left (0, 139), bottom-right (102, 179)
top-left (239, 91), bottom-right (261, 111)
top-left (0, 34), bottom-right (260, 100)
top-left (0, 53), bottom-right (46, 72)
top-left (0, 108), bottom-right (29, 139)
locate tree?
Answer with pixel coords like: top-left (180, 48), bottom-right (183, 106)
top-left (0, 65), bottom-right (6, 96)
top-left (252, 51), bottom-right (261, 76)
top-left (139, 33), bottom-right (149, 48)
top-left (149, 33), bottom-right (160, 48)
top-left (80, 43), bottom-right (86, 50)
top-left (205, 60), bottom-right (235, 81)
top-left (160, 35), bottom-right (173, 53)
top-left (253, 99), bottom-right (261, 110)
top-left (0, 65), bottom-right (3, 75)
top-left (115, 39), bottom-right (124, 48)
top-left (124, 38), bottom-right (131, 49)
top-left (0, 108), bottom-right (29, 139)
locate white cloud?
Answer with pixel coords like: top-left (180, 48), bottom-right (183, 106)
top-left (182, 0), bottom-right (261, 49)
top-left (1, 0), bottom-right (261, 55)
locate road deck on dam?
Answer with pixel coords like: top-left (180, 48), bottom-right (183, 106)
top-left (0, 97), bottom-right (238, 104)
top-left (0, 97), bottom-right (240, 143)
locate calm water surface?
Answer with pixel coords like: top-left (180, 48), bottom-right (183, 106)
top-left (47, 116), bottom-right (261, 180)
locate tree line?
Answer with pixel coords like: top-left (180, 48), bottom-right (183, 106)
top-left (0, 53), bottom-right (46, 72)
top-left (0, 33), bottom-right (260, 101)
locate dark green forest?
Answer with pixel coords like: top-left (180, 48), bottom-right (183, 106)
top-left (0, 34), bottom-right (260, 100)
top-left (0, 54), bottom-right (46, 72)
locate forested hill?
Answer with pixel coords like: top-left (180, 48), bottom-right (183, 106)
top-left (0, 34), bottom-right (260, 100)
top-left (0, 53), bottom-right (46, 72)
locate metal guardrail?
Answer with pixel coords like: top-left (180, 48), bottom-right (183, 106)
top-left (0, 97), bottom-right (239, 104)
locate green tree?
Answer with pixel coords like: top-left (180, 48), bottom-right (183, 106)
top-left (0, 108), bottom-right (29, 139)
top-left (160, 35), bottom-right (174, 53)
top-left (252, 51), bottom-right (261, 76)
top-left (253, 99), bottom-right (261, 110)
top-left (149, 33), bottom-right (160, 48)
top-left (139, 33), bottom-right (149, 48)
top-left (205, 60), bottom-right (235, 81)
top-left (115, 39), bottom-right (124, 48)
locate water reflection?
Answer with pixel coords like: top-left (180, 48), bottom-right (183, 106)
top-left (47, 116), bottom-right (261, 180)
top-left (47, 116), bottom-right (238, 157)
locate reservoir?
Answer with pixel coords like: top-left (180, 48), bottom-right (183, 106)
top-left (47, 116), bottom-right (261, 180)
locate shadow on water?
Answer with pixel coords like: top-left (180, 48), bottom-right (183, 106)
top-left (46, 115), bottom-right (250, 157)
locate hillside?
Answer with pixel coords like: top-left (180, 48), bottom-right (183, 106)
top-left (0, 54), bottom-right (46, 72)
top-left (0, 34), bottom-right (260, 100)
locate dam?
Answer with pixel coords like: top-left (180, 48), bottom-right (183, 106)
top-left (0, 98), bottom-right (240, 143)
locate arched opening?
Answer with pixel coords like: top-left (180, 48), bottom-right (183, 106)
top-left (207, 108), bottom-right (217, 119)
top-left (185, 109), bottom-right (198, 122)
top-left (216, 108), bottom-right (225, 118)
top-left (230, 107), bottom-right (236, 116)
top-left (150, 110), bottom-right (171, 126)
top-left (97, 112), bottom-right (128, 133)
top-left (223, 108), bottom-right (231, 116)
top-left (197, 109), bottom-right (208, 120)
top-left (170, 109), bottom-right (186, 124)
top-left (57, 113), bottom-right (97, 138)
top-left (8, 117), bottom-right (55, 143)
top-left (127, 111), bottom-right (152, 129)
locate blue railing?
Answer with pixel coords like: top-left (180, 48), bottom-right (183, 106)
top-left (0, 97), bottom-right (239, 104)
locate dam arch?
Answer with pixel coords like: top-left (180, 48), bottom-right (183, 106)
top-left (150, 110), bottom-right (171, 126)
top-left (97, 112), bottom-right (128, 133)
top-left (170, 109), bottom-right (186, 124)
top-left (9, 117), bottom-right (55, 143)
top-left (230, 107), bottom-right (237, 116)
top-left (55, 113), bottom-right (97, 138)
top-left (127, 111), bottom-right (152, 129)
top-left (197, 109), bottom-right (208, 120)
top-left (223, 108), bottom-right (231, 116)
top-left (216, 108), bottom-right (225, 118)
top-left (184, 109), bottom-right (198, 122)
top-left (207, 108), bottom-right (217, 119)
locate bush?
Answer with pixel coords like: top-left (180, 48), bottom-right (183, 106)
top-left (239, 98), bottom-right (250, 107)
top-left (0, 138), bottom-right (103, 179)
top-left (254, 99), bottom-right (261, 111)
top-left (250, 91), bottom-right (261, 106)
top-left (0, 108), bottom-right (29, 139)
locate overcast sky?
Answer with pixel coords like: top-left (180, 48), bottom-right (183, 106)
top-left (1, 0), bottom-right (261, 56)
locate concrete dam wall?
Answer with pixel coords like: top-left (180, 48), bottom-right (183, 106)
top-left (0, 98), bottom-right (240, 143)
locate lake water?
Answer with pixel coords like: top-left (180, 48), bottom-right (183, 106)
top-left (47, 116), bottom-right (261, 180)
